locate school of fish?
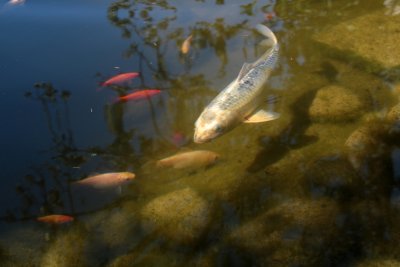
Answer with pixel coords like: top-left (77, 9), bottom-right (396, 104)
top-left (33, 24), bottom-right (279, 225)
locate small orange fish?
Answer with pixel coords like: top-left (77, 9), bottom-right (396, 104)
top-left (181, 35), bottom-right (193, 54)
top-left (72, 172), bottom-right (135, 189)
top-left (118, 89), bottom-right (161, 102)
top-left (157, 150), bottom-right (219, 169)
top-left (264, 12), bottom-right (276, 21)
top-left (101, 72), bottom-right (139, 86)
top-left (37, 214), bottom-right (74, 224)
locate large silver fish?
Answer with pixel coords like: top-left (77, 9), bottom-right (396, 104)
top-left (194, 24), bottom-right (280, 143)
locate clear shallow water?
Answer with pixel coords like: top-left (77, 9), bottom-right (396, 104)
top-left (1, 0), bottom-right (400, 266)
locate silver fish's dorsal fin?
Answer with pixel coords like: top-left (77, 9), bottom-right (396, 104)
top-left (244, 109), bottom-right (280, 123)
top-left (237, 62), bottom-right (254, 80)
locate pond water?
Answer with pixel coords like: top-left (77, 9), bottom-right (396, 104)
top-left (2, 0), bottom-right (400, 266)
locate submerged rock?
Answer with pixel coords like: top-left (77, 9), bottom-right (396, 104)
top-left (83, 205), bottom-right (140, 252)
top-left (314, 9), bottom-right (400, 75)
top-left (0, 223), bottom-right (43, 267)
top-left (344, 122), bottom-right (390, 172)
top-left (228, 198), bottom-right (347, 266)
top-left (309, 85), bottom-right (368, 122)
top-left (386, 103), bottom-right (400, 125)
top-left (108, 247), bottom-right (184, 267)
top-left (40, 227), bottom-right (92, 267)
top-left (355, 259), bottom-right (400, 267)
top-left (141, 187), bottom-right (211, 245)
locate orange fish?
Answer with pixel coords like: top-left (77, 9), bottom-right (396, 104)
top-left (264, 12), bottom-right (276, 21)
top-left (157, 150), bottom-right (219, 169)
top-left (101, 72), bottom-right (139, 86)
top-left (181, 35), bottom-right (193, 54)
top-left (72, 172), bottom-right (135, 189)
top-left (118, 89), bottom-right (161, 102)
top-left (37, 214), bottom-right (74, 224)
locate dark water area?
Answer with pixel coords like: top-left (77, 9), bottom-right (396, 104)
top-left (2, 0), bottom-right (400, 266)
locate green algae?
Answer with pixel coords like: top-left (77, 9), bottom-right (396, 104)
top-left (314, 9), bottom-right (400, 76)
top-left (141, 187), bottom-right (211, 245)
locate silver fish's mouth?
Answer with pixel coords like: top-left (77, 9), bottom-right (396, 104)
top-left (194, 129), bottom-right (223, 143)
top-left (193, 132), bottom-right (208, 144)
top-left (193, 128), bottom-right (215, 143)
top-left (193, 136), bottom-right (208, 144)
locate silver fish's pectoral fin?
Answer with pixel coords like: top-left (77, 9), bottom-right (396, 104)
top-left (244, 109), bottom-right (280, 123)
top-left (237, 62), bottom-right (254, 80)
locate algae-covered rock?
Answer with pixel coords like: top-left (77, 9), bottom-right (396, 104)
top-left (108, 247), bottom-right (184, 267)
top-left (40, 227), bottom-right (91, 267)
top-left (0, 222), bottom-right (44, 267)
top-left (141, 187), bottom-right (211, 245)
top-left (228, 198), bottom-right (346, 266)
top-left (386, 103), bottom-right (400, 124)
top-left (355, 259), bottom-right (400, 267)
top-left (345, 121), bottom-right (390, 171)
top-left (314, 9), bottom-right (400, 74)
top-left (83, 205), bottom-right (140, 250)
top-left (309, 85), bottom-right (368, 122)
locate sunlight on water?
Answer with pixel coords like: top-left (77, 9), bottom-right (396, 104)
top-left (1, 0), bottom-right (400, 266)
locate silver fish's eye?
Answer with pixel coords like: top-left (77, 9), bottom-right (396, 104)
top-left (214, 125), bottom-right (223, 133)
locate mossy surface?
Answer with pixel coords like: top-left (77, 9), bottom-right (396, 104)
top-left (314, 9), bottom-right (400, 73)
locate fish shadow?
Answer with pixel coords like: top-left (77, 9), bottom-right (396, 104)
top-left (69, 184), bottom-right (130, 213)
top-left (247, 89), bottom-right (319, 173)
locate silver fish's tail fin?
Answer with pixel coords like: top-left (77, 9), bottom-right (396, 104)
top-left (256, 24), bottom-right (277, 47)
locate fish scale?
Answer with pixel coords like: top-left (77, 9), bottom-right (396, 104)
top-left (213, 46), bottom-right (278, 112)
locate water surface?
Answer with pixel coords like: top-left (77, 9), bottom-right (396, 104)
top-left (1, 0), bottom-right (400, 266)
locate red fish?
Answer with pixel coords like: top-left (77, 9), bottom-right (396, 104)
top-left (118, 89), bottom-right (161, 102)
top-left (37, 214), bottom-right (74, 224)
top-left (101, 72), bottom-right (139, 86)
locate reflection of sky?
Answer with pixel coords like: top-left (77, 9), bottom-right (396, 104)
top-left (0, 0), bottom-right (282, 215)
top-left (1, 0), bottom-right (385, 217)
top-left (0, 0), bottom-right (132, 212)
